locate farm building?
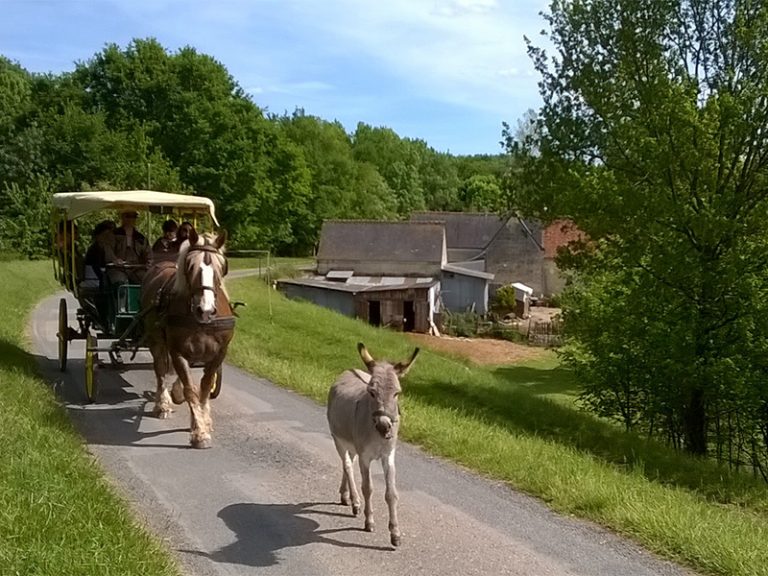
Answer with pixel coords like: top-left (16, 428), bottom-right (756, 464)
top-left (411, 212), bottom-right (582, 297)
top-left (276, 220), bottom-right (493, 332)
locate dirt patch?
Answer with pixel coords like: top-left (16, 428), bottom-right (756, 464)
top-left (404, 333), bottom-right (549, 366)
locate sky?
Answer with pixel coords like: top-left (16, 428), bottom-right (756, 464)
top-left (0, 0), bottom-right (551, 156)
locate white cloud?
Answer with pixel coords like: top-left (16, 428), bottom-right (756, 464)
top-left (276, 0), bottom-right (548, 115)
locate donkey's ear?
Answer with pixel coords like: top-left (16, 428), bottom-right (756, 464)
top-left (188, 227), bottom-right (199, 246)
top-left (215, 229), bottom-right (227, 250)
top-left (357, 342), bottom-right (376, 371)
top-left (394, 347), bottom-right (420, 377)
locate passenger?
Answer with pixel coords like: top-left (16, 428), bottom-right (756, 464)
top-left (106, 209), bottom-right (150, 284)
top-left (152, 219), bottom-right (179, 258)
top-left (84, 220), bottom-right (116, 285)
top-left (174, 221), bottom-right (194, 249)
top-left (79, 220), bottom-right (115, 318)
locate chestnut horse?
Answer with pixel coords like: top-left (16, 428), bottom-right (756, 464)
top-left (141, 228), bottom-right (235, 448)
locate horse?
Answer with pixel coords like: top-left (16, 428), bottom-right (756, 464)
top-left (140, 227), bottom-right (235, 449)
top-left (326, 343), bottom-right (420, 547)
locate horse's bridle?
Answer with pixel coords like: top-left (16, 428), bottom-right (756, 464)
top-left (185, 244), bottom-right (227, 314)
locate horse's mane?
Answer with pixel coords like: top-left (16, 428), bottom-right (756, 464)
top-left (174, 233), bottom-right (229, 302)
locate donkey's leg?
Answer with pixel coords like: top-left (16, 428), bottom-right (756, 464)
top-left (172, 355), bottom-right (210, 449)
top-left (359, 456), bottom-right (374, 532)
top-left (382, 449), bottom-right (401, 546)
top-left (333, 438), bottom-right (360, 513)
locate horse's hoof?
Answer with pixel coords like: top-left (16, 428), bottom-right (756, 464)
top-left (352, 505), bottom-right (360, 516)
top-left (365, 521), bottom-right (374, 532)
top-left (191, 437), bottom-right (212, 449)
top-left (390, 534), bottom-right (401, 547)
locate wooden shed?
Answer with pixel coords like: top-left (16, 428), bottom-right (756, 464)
top-left (277, 276), bottom-right (440, 333)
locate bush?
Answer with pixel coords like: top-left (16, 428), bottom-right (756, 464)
top-left (442, 310), bottom-right (480, 337)
top-left (490, 285), bottom-right (517, 316)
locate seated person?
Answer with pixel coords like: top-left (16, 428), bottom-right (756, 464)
top-left (174, 221), bottom-right (194, 249)
top-left (152, 219), bottom-right (179, 262)
top-left (105, 209), bottom-right (151, 285)
top-left (78, 220), bottom-right (115, 318)
top-left (83, 220), bottom-right (116, 285)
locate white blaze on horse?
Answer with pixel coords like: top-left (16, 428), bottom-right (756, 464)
top-left (141, 227), bottom-right (235, 449)
top-left (327, 343), bottom-right (420, 547)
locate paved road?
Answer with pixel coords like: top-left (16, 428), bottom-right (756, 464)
top-left (31, 293), bottom-right (693, 576)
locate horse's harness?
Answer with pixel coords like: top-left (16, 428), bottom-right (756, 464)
top-left (155, 244), bottom-right (235, 330)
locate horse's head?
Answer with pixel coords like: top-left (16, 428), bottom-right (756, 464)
top-left (357, 343), bottom-right (420, 439)
top-left (175, 228), bottom-right (229, 323)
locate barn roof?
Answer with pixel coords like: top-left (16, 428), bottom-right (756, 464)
top-left (410, 211), bottom-right (506, 251)
top-left (317, 220), bottom-right (446, 265)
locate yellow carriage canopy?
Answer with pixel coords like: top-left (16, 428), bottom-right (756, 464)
top-left (52, 190), bottom-right (219, 225)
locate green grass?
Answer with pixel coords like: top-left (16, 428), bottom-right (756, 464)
top-left (228, 276), bottom-right (768, 576)
top-left (0, 261), bottom-right (179, 576)
top-left (227, 255), bottom-right (314, 272)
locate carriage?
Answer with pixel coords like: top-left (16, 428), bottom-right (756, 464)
top-left (52, 190), bottom-right (225, 403)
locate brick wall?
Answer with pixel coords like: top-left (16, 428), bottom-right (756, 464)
top-left (543, 220), bottom-right (583, 259)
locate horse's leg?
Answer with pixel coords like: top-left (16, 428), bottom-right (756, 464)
top-left (382, 449), bottom-right (401, 546)
top-left (151, 346), bottom-right (173, 419)
top-left (199, 363), bottom-right (217, 434)
top-left (333, 438), bottom-right (359, 514)
top-left (359, 456), bottom-right (374, 532)
top-left (170, 377), bottom-right (184, 404)
top-left (171, 354), bottom-right (210, 449)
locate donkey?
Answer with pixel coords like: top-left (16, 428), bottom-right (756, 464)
top-left (327, 342), bottom-right (420, 547)
top-left (141, 228), bottom-right (235, 448)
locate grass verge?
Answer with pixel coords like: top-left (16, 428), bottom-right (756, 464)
top-left (0, 260), bottom-right (178, 576)
top-left (228, 276), bottom-right (768, 576)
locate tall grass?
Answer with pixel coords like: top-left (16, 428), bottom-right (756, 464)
top-left (228, 276), bottom-right (768, 576)
top-left (0, 261), bottom-right (178, 576)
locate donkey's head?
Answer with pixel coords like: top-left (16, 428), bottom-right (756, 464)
top-left (175, 228), bottom-right (228, 323)
top-left (358, 342), bottom-right (419, 439)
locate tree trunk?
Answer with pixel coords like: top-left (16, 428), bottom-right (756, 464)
top-left (684, 386), bottom-right (707, 455)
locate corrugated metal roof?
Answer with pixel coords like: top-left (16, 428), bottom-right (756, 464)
top-left (278, 276), bottom-right (438, 294)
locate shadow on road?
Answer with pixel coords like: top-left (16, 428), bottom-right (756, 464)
top-left (181, 501), bottom-right (392, 567)
top-left (30, 342), bottom-right (191, 449)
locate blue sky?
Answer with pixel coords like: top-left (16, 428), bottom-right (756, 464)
top-left (1, 0), bottom-right (550, 155)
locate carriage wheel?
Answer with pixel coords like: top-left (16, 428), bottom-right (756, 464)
top-left (84, 332), bottom-right (98, 403)
top-left (209, 365), bottom-right (223, 399)
top-left (57, 298), bottom-right (68, 372)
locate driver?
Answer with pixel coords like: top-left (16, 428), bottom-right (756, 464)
top-left (106, 209), bottom-right (151, 284)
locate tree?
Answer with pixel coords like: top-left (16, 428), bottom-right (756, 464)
top-left (512, 0), bottom-right (768, 463)
top-left (352, 123), bottom-right (426, 215)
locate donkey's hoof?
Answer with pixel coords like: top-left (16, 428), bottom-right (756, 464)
top-left (390, 534), bottom-right (401, 547)
top-left (365, 521), bottom-right (374, 532)
top-left (191, 437), bottom-right (212, 449)
top-left (153, 408), bottom-right (172, 419)
top-left (352, 505), bottom-right (360, 516)
top-left (340, 494), bottom-right (351, 506)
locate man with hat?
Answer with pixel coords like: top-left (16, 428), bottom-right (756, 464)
top-left (106, 208), bottom-right (151, 285)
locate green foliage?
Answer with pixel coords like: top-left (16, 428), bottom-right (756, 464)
top-left (442, 310), bottom-right (481, 337)
top-left (490, 284), bottom-right (517, 316)
top-left (512, 0), bottom-right (768, 470)
top-left (0, 38), bottom-right (510, 258)
top-left (0, 179), bottom-right (52, 258)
